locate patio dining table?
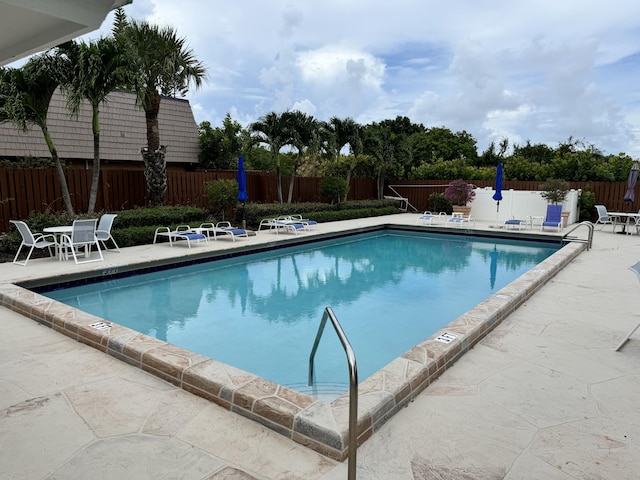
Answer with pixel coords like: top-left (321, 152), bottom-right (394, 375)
top-left (43, 225), bottom-right (97, 260)
top-left (607, 212), bottom-right (640, 235)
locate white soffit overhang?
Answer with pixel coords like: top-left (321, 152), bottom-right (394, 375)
top-left (0, 0), bottom-right (132, 67)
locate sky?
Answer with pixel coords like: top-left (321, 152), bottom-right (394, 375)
top-left (54, 1), bottom-right (640, 157)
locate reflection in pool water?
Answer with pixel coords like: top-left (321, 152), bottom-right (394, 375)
top-left (41, 230), bottom-right (559, 396)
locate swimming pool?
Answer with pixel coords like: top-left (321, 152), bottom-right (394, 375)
top-left (2, 222), bottom-right (585, 460)
top-left (39, 230), bottom-right (559, 399)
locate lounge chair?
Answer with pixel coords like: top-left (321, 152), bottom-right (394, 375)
top-left (199, 222), bottom-right (249, 242)
top-left (274, 216), bottom-right (309, 234)
top-left (258, 216), bottom-right (307, 235)
top-left (153, 225), bottom-right (208, 248)
top-left (95, 213), bottom-right (120, 252)
top-left (288, 214), bottom-right (318, 229)
top-left (59, 219), bottom-right (104, 264)
top-left (417, 211), bottom-right (446, 225)
top-left (504, 218), bottom-right (525, 230)
top-left (10, 220), bottom-right (58, 266)
top-left (540, 204), bottom-right (563, 231)
top-left (447, 213), bottom-right (474, 227)
top-left (616, 261), bottom-right (640, 351)
top-left (594, 205), bottom-right (615, 231)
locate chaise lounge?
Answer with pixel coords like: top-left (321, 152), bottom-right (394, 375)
top-left (153, 225), bottom-right (208, 248)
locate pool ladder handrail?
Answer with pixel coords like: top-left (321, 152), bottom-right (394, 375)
top-left (309, 306), bottom-right (358, 480)
top-left (562, 221), bottom-right (594, 250)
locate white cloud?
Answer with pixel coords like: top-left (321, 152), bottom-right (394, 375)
top-left (68, 0), bottom-right (640, 157)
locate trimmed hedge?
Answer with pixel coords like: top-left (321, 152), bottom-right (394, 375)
top-left (1, 201), bottom-right (402, 255)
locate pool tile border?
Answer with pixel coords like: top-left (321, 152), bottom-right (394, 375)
top-left (0, 239), bottom-right (585, 461)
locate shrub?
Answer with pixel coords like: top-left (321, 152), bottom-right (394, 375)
top-left (443, 179), bottom-right (475, 206)
top-left (204, 179), bottom-right (238, 220)
top-left (540, 178), bottom-right (569, 204)
top-left (428, 193), bottom-right (452, 214)
top-left (320, 177), bottom-right (348, 204)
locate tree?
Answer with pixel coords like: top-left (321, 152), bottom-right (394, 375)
top-left (343, 123), bottom-right (364, 202)
top-left (0, 55), bottom-right (74, 214)
top-left (250, 111), bottom-right (294, 203)
top-left (286, 111), bottom-right (319, 203)
top-left (113, 9), bottom-right (206, 206)
top-left (364, 122), bottom-right (409, 199)
top-left (54, 37), bottom-right (129, 213)
top-left (198, 114), bottom-right (243, 169)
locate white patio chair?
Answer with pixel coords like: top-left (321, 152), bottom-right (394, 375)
top-left (95, 213), bottom-right (120, 252)
top-left (59, 219), bottom-right (104, 264)
top-left (594, 205), bottom-right (615, 231)
top-left (10, 220), bottom-right (58, 266)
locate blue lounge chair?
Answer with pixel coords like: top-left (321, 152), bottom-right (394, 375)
top-left (540, 205), bottom-right (563, 231)
top-left (153, 225), bottom-right (208, 248)
top-left (417, 211), bottom-right (446, 225)
top-left (504, 218), bottom-right (524, 230)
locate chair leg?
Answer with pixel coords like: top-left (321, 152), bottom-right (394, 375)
top-left (616, 322), bottom-right (640, 351)
top-left (13, 243), bottom-right (34, 266)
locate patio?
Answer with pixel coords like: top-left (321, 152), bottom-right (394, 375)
top-left (1, 214), bottom-right (639, 479)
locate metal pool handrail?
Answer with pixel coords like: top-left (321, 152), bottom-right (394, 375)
top-left (563, 221), bottom-right (594, 250)
top-left (308, 306), bottom-right (358, 480)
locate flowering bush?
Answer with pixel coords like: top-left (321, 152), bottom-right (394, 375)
top-left (444, 179), bottom-right (475, 206)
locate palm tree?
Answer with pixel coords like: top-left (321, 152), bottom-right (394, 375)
top-left (54, 37), bottom-right (129, 213)
top-left (327, 116), bottom-right (357, 162)
top-left (343, 123), bottom-right (364, 202)
top-left (0, 55), bottom-right (74, 214)
top-left (287, 111), bottom-right (319, 203)
top-left (113, 10), bottom-right (206, 206)
top-left (251, 111), bottom-right (294, 203)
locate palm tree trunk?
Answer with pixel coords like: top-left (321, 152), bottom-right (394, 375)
top-left (88, 106), bottom-right (100, 213)
top-left (287, 170), bottom-right (296, 204)
top-left (142, 146), bottom-right (167, 206)
top-left (42, 125), bottom-right (74, 214)
top-left (142, 92), bottom-right (166, 206)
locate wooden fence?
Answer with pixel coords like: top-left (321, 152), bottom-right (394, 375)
top-left (0, 166), bottom-right (636, 232)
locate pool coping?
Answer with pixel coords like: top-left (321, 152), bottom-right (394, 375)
top-left (0, 225), bottom-right (586, 460)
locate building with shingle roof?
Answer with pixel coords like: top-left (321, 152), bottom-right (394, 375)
top-left (0, 88), bottom-right (200, 168)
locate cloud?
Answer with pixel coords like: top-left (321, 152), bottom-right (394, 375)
top-left (71, 0), bottom-right (640, 156)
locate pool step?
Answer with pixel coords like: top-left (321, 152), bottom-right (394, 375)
top-left (283, 382), bottom-right (349, 401)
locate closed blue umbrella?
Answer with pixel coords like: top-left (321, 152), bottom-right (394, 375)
top-left (237, 155), bottom-right (248, 203)
top-left (492, 162), bottom-right (503, 214)
top-left (236, 156), bottom-right (248, 228)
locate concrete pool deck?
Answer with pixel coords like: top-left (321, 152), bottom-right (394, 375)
top-left (1, 214), bottom-right (639, 479)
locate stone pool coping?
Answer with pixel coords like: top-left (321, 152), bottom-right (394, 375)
top-left (0, 234), bottom-right (585, 460)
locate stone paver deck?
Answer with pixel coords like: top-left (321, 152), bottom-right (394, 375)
top-left (1, 214), bottom-right (639, 479)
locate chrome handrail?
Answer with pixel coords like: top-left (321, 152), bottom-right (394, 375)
top-left (309, 307), bottom-right (358, 480)
top-left (563, 221), bottom-right (594, 250)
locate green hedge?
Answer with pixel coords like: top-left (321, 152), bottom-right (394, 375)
top-left (1, 201), bottom-right (401, 255)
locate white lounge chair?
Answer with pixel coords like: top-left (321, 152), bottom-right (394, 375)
top-left (10, 220), bottom-right (58, 266)
top-left (59, 219), bottom-right (104, 264)
top-left (504, 218), bottom-right (525, 230)
top-left (417, 211), bottom-right (446, 225)
top-left (288, 214), bottom-right (318, 229)
top-left (95, 213), bottom-right (120, 252)
top-left (199, 222), bottom-right (249, 242)
top-left (153, 225), bottom-right (208, 248)
top-left (447, 214), bottom-right (474, 227)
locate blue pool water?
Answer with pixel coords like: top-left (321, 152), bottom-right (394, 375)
top-left (41, 230), bottom-right (559, 395)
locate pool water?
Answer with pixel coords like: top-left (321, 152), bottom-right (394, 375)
top-left (41, 230), bottom-right (559, 395)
